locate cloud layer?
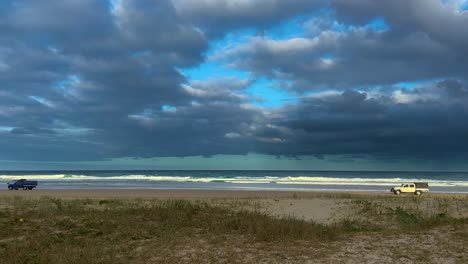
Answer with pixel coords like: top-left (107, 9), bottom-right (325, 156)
top-left (1, 0), bottom-right (467, 164)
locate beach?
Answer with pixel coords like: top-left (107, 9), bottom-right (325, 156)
top-left (3, 0), bottom-right (468, 263)
top-left (0, 189), bottom-right (467, 263)
top-left (2, 189), bottom-right (467, 222)
top-left (1, 170), bottom-right (468, 193)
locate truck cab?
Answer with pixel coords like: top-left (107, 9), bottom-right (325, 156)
top-left (390, 182), bottom-right (429, 195)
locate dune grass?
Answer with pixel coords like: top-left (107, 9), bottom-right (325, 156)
top-left (0, 196), bottom-right (466, 263)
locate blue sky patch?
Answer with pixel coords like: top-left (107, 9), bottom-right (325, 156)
top-left (0, 126), bottom-right (14, 132)
top-left (56, 74), bottom-right (80, 91)
top-left (396, 79), bottom-right (444, 90)
top-left (264, 16), bottom-right (307, 40)
top-left (178, 29), bottom-right (256, 81)
top-left (367, 17), bottom-right (390, 32)
top-left (245, 78), bottom-right (297, 107)
top-left (161, 104), bottom-right (177, 112)
top-left (461, 2), bottom-right (468, 11)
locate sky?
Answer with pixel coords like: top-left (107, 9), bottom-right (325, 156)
top-left (1, 0), bottom-right (468, 170)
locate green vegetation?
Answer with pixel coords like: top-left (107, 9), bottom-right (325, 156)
top-left (349, 199), bottom-right (468, 231)
top-left (0, 196), bottom-right (466, 263)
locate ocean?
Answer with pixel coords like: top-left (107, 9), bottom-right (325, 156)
top-left (1, 170), bottom-right (468, 193)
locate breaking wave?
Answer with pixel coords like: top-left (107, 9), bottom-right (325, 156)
top-left (0, 174), bottom-right (468, 187)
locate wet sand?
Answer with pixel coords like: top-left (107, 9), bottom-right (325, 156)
top-left (0, 189), bottom-right (465, 199)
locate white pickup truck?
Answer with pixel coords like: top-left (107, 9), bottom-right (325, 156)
top-left (390, 182), bottom-right (429, 195)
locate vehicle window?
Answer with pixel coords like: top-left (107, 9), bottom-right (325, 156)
top-left (404, 185), bottom-right (408, 188)
top-left (410, 185), bottom-right (414, 188)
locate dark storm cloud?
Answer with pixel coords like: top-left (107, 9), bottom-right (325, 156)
top-left (173, 0), bottom-right (325, 37)
top-left (118, 79), bottom-right (468, 160)
top-left (1, 0), bottom-right (468, 162)
top-left (115, 102), bottom-right (265, 157)
top-left (0, 0), bottom-right (307, 161)
top-left (254, 80), bottom-right (468, 159)
top-left (0, 0), bottom-right (209, 160)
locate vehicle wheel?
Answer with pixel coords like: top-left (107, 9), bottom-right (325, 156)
top-left (28, 187), bottom-right (33, 190)
top-left (395, 190), bottom-right (401, 195)
top-left (415, 190), bottom-right (421, 195)
top-left (23, 187), bottom-right (28, 190)
top-left (8, 186), bottom-right (13, 190)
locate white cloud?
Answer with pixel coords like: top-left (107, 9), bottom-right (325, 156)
top-left (392, 90), bottom-right (439, 104)
top-left (224, 132), bottom-right (242, 139)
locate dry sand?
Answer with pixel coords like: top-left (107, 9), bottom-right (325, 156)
top-left (1, 189), bottom-right (466, 224)
top-left (1, 189), bottom-right (467, 263)
top-left (0, 189), bottom-right (348, 223)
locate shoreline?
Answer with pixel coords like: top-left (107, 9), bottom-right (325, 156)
top-left (1, 188), bottom-right (467, 199)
